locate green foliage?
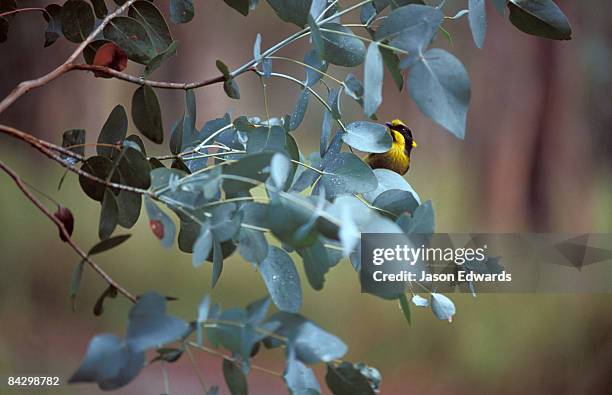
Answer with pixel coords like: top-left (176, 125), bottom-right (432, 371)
top-left (508, 0), bottom-right (572, 40)
top-left (0, 0), bottom-right (574, 392)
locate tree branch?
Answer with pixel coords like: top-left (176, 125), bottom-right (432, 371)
top-left (0, 124), bottom-right (153, 196)
top-left (0, 0), bottom-right (139, 115)
top-left (71, 64), bottom-right (228, 90)
top-left (0, 159), bottom-right (137, 303)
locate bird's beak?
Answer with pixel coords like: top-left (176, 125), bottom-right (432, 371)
top-left (385, 122), bottom-right (393, 128)
top-left (412, 140), bottom-right (418, 148)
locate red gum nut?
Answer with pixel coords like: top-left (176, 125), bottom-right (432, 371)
top-left (54, 206), bottom-right (74, 242)
top-left (92, 42), bottom-right (128, 78)
top-left (149, 220), bottom-right (164, 240)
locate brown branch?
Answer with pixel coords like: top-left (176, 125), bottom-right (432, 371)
top-left (0, 7), bottom-right (47, 18)
top-left (0, 124), bottom-right (85, 161)
top-left (0, 0), bottom-right (139, 115)
top-left (0, 159), bottom-right (137, 303)
top-left (0, 125), bottom-right (152, 197)
top-left (71, 64), bottom-right (228, 90)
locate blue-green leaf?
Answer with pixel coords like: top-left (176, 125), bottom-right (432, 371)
top-left (271, 152), bottom-right (292, 188)
top-left (290, 89), bottom-right (309, 131)
top-left (68, 334), bottom-right (144, 390)
top-left (342, 121), bottom-right (391, 153)
top-left (103, 16), bottom-right (155, 64)
top-left (285, 347), bottom-right (321, 394)
top-left (412, 294), bottom-right (429, 307)
top-left (223, 0), bottom-right (251, 16)
top-left (128, 0), bottom-right (172, 53)
top-left (126, 292), bottom-right (190, 352)
top-left (61, 0), bottom-right (95, 43)
top-left (375, 4), bottom-right (442, 55)
top-left (398, 200), bottom-right (434, 234)
top-left (267, 312), bottom-right (347, 363)
top-left (468, 0), bottom-right (487, 48)
top-left (132, 85), bottom-right (164, 144)
top-left (408, 48), bottom-right (470, 139)
top-left (192, 222), bottom-right (213, 268)
top-left (362, 168), bottom-right (420, 203)
top-left (372, 189), bottom-right (419, 218)
top-left (212, 238), bottom-right (223, 287)
top-left (97, 105), bottom-right (128, 158)
top-left (266, 0), bottom-right (311, 27)
top-left (508, 0), bottom-right (571, 40)
top-left (398, 293), bottom-right (411, 326)
top-left (363, 43), bottom-right (383, 117)
top-left (169, 0), bottom-right (194, 24)
top-left (223, 359), bottom-right (248, 395)
top-left (430, 293), bottom-right (456, 322)
top-left (325, 362), bottom-right (375, 395)
top-left (316, 152), bottom-right (377, 199)
top-left (144, 196), bottom-right (175, 248)
top-left (259, 246), bottom-right (302, 313)
top-left (320, 23), bottom-right (366, 67)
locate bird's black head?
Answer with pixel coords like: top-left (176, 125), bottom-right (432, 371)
top-left (386, 119), bottom-right (417, 150)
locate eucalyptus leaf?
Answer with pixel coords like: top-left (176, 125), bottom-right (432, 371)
top-left (341, 121), bottom-right (391, 153)
top-left (508, 0), bottom-right (572, 40)
top-left (99, 190), bottom-right (119, 239)
top-left (68, 334), bottom-right (144, 391)
top-left (266, 0), bottom-right (311, 27)
top-left (363, 43), bottom-right (383, 117)
top-left (408, 48), bottom-right (470, 139)
top-left (468, 0), bottom-right (487, 48)
top-left (144, 40), bottom-right (179, 77)
top-left (259, 246), bottom-right (302, 313)
top-left (223, 0), bottom-right (251, 16)
top-left (103, 16), bottom-right (155, 64)
top-left (320, 23), bottom-right (366, 67)
top-left (132, 85), bottom-right (164, 144)
top-left (223, 359), bottom-right (248, 395)
top-left (144, 196), bottom-right (176, 248)
top-left (60, 0), bottom-right (95, 43)
top-left (430, 293), bottom-right (456, 322)
top-left (325, 362), bottom-right (375, 395)
top-left (43, 4), bottom-right (62, 47)
top-left (267, 312), bottom-right (347, 364)
top-left (170, 0), bottom-right (194, 23)
top-left (316, 152), bottom-right (378, 199)
top-left (126, 292), bottom-right (190, 352)
top-left (88, 234), bottom-right (131, 255)
top-left (129, 1), bottom-right (172, 53)
top-left (363, 168), bottom-right (420, 203)
top-left (98, 105), bottom-right (128, 158)
top-left (290, 89), bottom-right (309, 131)
top-left (89, 0), bottom-right (107, 18)
top-left (192, 222), bottom-right (213, 268)
top-left (61, 129), bottom-right (86, 159)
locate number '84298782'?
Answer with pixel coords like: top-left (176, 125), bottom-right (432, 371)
top-left (7, 376), bottom-right (60, 386)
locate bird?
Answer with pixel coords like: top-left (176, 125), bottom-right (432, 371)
top-left (366, 119), bottom-right (417, 175)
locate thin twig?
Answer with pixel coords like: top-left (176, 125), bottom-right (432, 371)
top-left (0, 125), bottom-right (153, 196)
top-left (184, 346), bottom-right (210, 393)
top-left (0, 7), bottom-right (47, 18)
top-left (0, 159), bottom-right (137, 303)
top-left (187, 341), bottom-right (283, 378)
top-left (71, 64), bottom-right (228, 90)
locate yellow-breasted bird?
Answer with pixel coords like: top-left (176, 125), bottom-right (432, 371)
top-left (366, 119), bottom-right (417, 175)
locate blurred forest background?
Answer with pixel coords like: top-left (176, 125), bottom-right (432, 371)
top-left (1, 1), bottom-right (611, 394)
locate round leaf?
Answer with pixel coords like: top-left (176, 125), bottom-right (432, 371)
top-left (341, 121), bottom-right (391, 153)
top-left (60, 0), bottom-right (95, 43)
